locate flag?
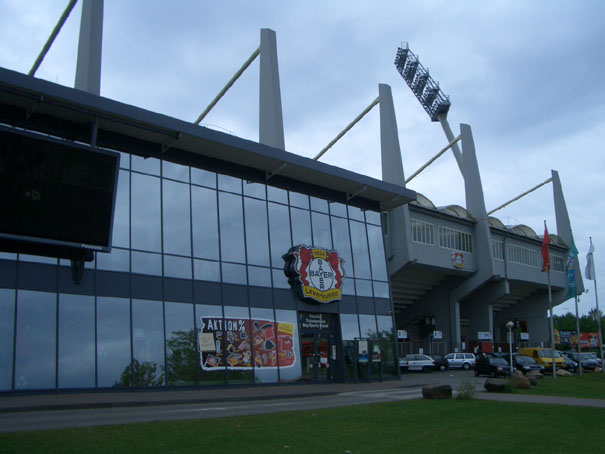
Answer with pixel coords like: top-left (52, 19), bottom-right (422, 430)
top-left (585, 239), bottom-right (596, 280)
top-left (541, 222), bottom-right (550, 272)
top-left (566, 239), bottom-right (579, 299)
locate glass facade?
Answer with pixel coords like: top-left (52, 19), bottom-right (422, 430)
top-left (0, 154), bottom-right (396, 391)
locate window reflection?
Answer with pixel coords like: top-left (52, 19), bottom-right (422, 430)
top-left (0, 289), bottom-right (15, 390)
top-left (194, 259), bottom-right (220, 282)
top-left (272, 268), bottom-right (289, 289)
top-left (96, 247), bottom-right (130, 272)
top-left (222, 262), bottom-right (247, 285)
top-left (58, 294), bottom-right (95, 388)
top-left (164, 255), bottom-right (192, 279)
top-left (192, 186), bottom-right (219, 260)
top-left (312, 212), bottom-right (332, 250)
top-left (289, 192), bottom-right (309, 209)
top-left (359, 315), bottom-right (377, 338)
top-left (15, 290), bottom-right (56, 390)
top-left (367, 224), bottom-right (388, 281)
top-left (162, 161), bottom-right (189, 182)
top-left (329, 202), bottom-right (347, 218)
top-left (163, 180), bottom-right (191, 256)
top-left (365, 210), bottom-right (381, 225)
top-left (244, 198), bottom-right (270, 266)
top-left (310, 197), bottom-right (329, 214)
top-left (165, 302), bottom-right (196, 387)
top-left (132, 299), bottom-right (165, 387)
top-left (218, 175), bottom-right (242, 194)
top-left (196, 304), bottom-right (225, 385)
top-left (348, 206), bottom-right (365, 222)
top-left (131, 173), bottom-right (162, 252)
top-left (243, 182), bottom-right (266, 199)
top-left (97, 297), bottom-right (131, 388)
top-left (267, 186), bottom-right (288, 204)
top-left (349, 220), bottom-right (371, 279)
top-left (355, 279), bottom-right (373, 297)
top-left (331, 216), bottom-right (353, 278)
top-left (112, 170), bottom-right (130, 248)
top-left (340, 314), bottom-right (360, 341)
top-left (268, 202), bottom-right (291, 267)
top-left (219, 192), bottom-right (246, 264)
top-left (131, 251), bottom-right (161, 276)
top-left (291, 207), bottom-right (311, 247)
top-left (248, 266), bottom-right (271, 287)
top-left (373, 281), bottom-right (390, 299)
top-left (131, 155), bottom-right (160, 175)
top-left (191, 168), bottom-right (217, 188)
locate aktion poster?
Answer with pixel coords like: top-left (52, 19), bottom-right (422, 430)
top-left (199, 317), bottom-right (296, 370)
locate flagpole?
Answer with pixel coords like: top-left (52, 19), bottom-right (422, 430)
top-left (589, 236), bottom-right (605, 373)
top-left (574, 294), bottom-right (583, 376)
top-left (548, 267), bottom-right (557, 379)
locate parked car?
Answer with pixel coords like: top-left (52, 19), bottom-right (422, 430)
top-left (443, 353), bottom-right (476, 370)
top-left (518, 347), bottom-right (566, 373)
top-left (557, 351), bottom-right (578, 373)
top-left (586, 351), bottom-right (603, 367)
top-left (566, 352), bottom-right (599, 370)
top-left (430, 354), bottom-right (449, 371)
top-left (399, 354), bottom-right (436, 373)
top-left (474, 355), bottom-right (511, 378)
top-left (508, 354), bottom-right (544, 374)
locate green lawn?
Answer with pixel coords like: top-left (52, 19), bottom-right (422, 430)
top-left (519, 370), bottom-right (605, 399)
top-left (2, 399), bottom-right (604, 454)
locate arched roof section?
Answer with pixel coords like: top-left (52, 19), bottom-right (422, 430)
top-left (411, 192), bottom-right (436, 209)
top-left (548, 234), bottom-right (567, 247)
top-left (439, 204), bottom-right (475, 221)
top-left (488, 216), bottom-right (506, 229)
top-left (510, 224), bottom-right (539, 239)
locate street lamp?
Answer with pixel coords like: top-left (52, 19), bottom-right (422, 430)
top-left (506, 321), bottom-right (515, 374)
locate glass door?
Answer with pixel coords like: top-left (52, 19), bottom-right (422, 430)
top-left (300, 333), bottom-right (332, 383)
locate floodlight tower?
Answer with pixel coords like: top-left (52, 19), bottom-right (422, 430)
top-left (394, 44), bottom-right (462, 172)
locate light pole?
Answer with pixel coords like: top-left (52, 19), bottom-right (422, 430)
top-left (506, 321), bottom-right (515, 374)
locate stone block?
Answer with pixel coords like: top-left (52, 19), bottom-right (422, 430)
top-left (484, 378), bottom-right (509, 392)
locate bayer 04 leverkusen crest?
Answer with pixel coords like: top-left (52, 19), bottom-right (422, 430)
top-left (283, 245), bottom-right (345, 304)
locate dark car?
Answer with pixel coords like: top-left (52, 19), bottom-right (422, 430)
top-left (509, 355), bottom-right (544, 374)
top-left (474, 355), bottom-right (511, 378)
top-left (566, 352), bottom-right (599, 370)
top-left (430, 354), bottom-right (449, 371)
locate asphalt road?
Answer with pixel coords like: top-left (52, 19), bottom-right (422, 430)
top-left (0, 386), bottom-right (426, 433)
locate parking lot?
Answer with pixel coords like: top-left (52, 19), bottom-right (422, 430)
top-left (399, 368), bottom-right (488, 391)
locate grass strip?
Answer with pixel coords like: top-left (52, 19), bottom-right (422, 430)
top-left (1, 399), bottom-right (604, 454)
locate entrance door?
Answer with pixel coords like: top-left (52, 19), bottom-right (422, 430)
top-left (301, 333), bottom-right (332, 382)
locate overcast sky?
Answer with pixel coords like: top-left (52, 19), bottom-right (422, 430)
top-left (1, 0), bottom-right (604, 315)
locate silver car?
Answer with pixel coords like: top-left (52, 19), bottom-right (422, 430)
top-left (444, 353), bottom-right (476, 370)
top-left (399, 354), bottom-right (435, 373)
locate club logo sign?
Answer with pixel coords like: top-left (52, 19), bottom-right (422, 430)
top-left (283, 245), bottom-right (345, 303)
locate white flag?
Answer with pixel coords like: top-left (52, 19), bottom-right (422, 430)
top-left (585, 239), bottom-right (596, 280)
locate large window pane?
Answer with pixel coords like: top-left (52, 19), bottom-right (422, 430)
top-left (331, 216), bottom-right (353, 278)
top-left (112, 169), bottom-right (130, 248)
top-left (267, 186), bottom-right (288, 204)
top-left (164, 255), bottom-right (192, 279)
top-left (367, 224), bottom-right (388, 281)
top-left (163, 161), bottom-right (189, 182)
top-left (165, 302), bottom-right (196, 387)
top-left (224, 306), bottom-right (253, 384)
top-left (340, 314), bottom-right (360, 341)
top-left (218, 175), bottom-right (242, 193)
top-left (0, 289), bottom-right (15, 390)
top-left (359, 315), bottom-right (377, 338)
top-left (132, 251), bottom-right (162, 276)
top-left (196, 304), bottom-right (225, 385)
top-left (349, 220), bottom-right (371, 279)
top-left (58, 294), bottom-right (95, 388)
top-left (312, 212), bottom-right (332, 250)
top-left (291, 207), bottom-right (311, 246)
top-left (310, 197), bottom-right (329, 214)
top-left (15, 291), bottom-right (56, 390)
top-left (163, 180), bottom-right (191, 256)
top-left (250, 307), bottom-right (278, 384)
top-left (244, 198), bottom-right (270, 266)
top-left (191, 168), bottom-right (216, 188)
top-left (194, 259), bottom-right (220, 282)
top-left (243, 182), bottom-right (265, 199)
top-left (96, 247), bottom-right (129, 272)
top-left (268, 202), bottom-right (291, 267)
top-left (192, 186), bottom-right (219, 260)
top-left (219, 192), bottom-right (246, 263)
top-left (132, 155), bottom-right (160, 175)
top-left (329, 202), bottom-right (347, 218)
top-left (275, 309), bottom-right (301, 383)
top-left (348, 206), bottom-right (365, 222)
top-left (132, 299), bottom-right (165, 388)
top-left (289, 192), bottom-right (309, 209)
top-left (131, 173), bottom-right (161, 252)
top-left (248, 266), bottom-right (271, 287)
top-left (221, 263), bottom-right (246, 285)
top-left (97, 297), bottom-right (131, 388)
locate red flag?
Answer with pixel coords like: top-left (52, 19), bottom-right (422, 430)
top-left (541, 222), bottom-right (550, 272)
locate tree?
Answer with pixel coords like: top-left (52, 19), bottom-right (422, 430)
top-left (114, 359), bottom-right (164, 388)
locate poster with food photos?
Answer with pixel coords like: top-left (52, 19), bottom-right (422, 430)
top-left (199, 317), bottom-right (296, 371)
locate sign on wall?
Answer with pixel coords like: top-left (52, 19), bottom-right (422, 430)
top-left (283, 245), bottom-right (345, 303)
top-left (199, 317), bottom-right (296, 370)
top-left (477, 331), bottom-right (492, 340)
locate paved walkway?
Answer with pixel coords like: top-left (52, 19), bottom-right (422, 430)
top-left (1, 372), bottom-right (604, 413)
